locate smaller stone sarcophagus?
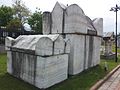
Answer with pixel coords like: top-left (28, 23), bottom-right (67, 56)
top-left (5, 34), bottom-right (69, 89)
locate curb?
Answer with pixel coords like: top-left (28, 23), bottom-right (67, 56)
top-left (90, 64), bottom-right (120, 90)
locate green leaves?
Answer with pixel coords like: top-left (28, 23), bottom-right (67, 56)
top-left (0, 5), bottom-right (14, 27)
top-left (0, 0), bottom-right (42, 32)
top-left (6, 18), bottom-right (21, 31)
top-left (28, 10), bottom-right (42, 33)
top-left (0, 0), bottom-right (30, 31)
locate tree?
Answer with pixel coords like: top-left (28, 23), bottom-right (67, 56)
top-left (28, 10), bottom-right (42, 33)
top-left (12, 0), bottom-right (31, 30)
top-left (0, 5), bottom-right (14, 27)
top-left (6, 18), bottom-right (21, 31)
top-left (28, 9), bottom-right (42, 33)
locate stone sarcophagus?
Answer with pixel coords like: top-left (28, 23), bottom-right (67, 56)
top-left (43, 2), bottom-right (103, 75)
top-left (5, 34), bottom-right (69, 89)
top-left (6, 1), bottom-right (103, 89)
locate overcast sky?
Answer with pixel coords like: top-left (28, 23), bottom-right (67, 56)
top-left (1, 0), bottom-right (120, 33)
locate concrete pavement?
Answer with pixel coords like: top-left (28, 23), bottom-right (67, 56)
top-left (98, 67), bottom-right (120, 90)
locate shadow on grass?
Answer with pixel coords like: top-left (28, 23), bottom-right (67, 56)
top-left (0, 73), bottom-right (39, 90)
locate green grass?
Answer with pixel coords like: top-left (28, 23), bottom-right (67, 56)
top-left (0, 53), bottom-right (120, 90)
top-left (112, 45), bottom-right (120, 53)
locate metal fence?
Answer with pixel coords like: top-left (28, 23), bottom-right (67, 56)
top-left (0, 28), bottom-right (42, 45)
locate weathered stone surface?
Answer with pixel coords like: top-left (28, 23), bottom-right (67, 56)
top-left (6, 51), bottom-right (13, 74)
top-left (42, 2), bottom-right (103, 75)
top-left (42, 2), bottom-right (102, 35)
top-left (6, 2), bottom-right (103, 89)
top-left (65, 34), bottom-right (85, 75)
top-left (86, 16), bottom-right (96, 32)
top-left (5, 37), bottom-right (15, 74)
top-left (93, 18), bottom-right (103, 36)
top-left (65, 34), bottom-right (101, 75)
top-left (9, 34), bottom-right (69, 56)
top-left (42, 3), bottom-right (101, 35)
top-left (86, 36), bottom-right (101, 69)
top-left (35, 34), bottom-right (66, 55)
top-left (64, 38), bottom-right (71, 54)
top-left (64, 4), bottom-right (87, 34)
top-left (7, 50), bottom-right (68, 89)
top-left (13, 35), bottom-right (41, 50)
top-left (84, 36), bottom-right (90, 69)
top-left (5, 37), bottom-right (15, 50)
top-left (92, 37), bottom-right (101, 66)
top-left (42, 12), bottom-right (51, 34)
top-left (51, 2), bottom-right (66, 34)
top-left (103, 32), bottom-right (114, 56)
top-left (35, 54), bottom-right (68, 88)
top-left (64, 4), bottom-right (97, 34)
top-left (6, 34), bottom-right (69, 89)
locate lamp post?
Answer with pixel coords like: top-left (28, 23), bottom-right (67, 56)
top-left (110, 4), bottom-right (120, 62)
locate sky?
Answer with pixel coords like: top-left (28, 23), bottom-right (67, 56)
top-left (1, 0), bottom-right (120, 33)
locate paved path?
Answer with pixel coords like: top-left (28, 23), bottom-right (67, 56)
top-left (98, 68), bottom-right (120, 90)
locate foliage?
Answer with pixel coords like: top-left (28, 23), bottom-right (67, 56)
top-left (28, 9), bottom-right (42, 33)
top-left (6, 18), bottom-right (21, 31)
top-left (0, 0), bottom-right (30, 31)
top-left (0, 52), bottom-right (120, 90)
top-left (12, 0), bottom-right (31, 29)
top-left (0, 5), bottom-right (14, 27)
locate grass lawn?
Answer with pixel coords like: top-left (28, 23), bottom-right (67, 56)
top-left (112, 45), bottom-right (120, 53)
top-left (0, 53), bottom-right (120, 90)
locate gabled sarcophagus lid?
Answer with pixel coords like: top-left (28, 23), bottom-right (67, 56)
top-left (43, 2), bottom-right (103, 36)
top-left (6, 34), bottom-right (70, 56)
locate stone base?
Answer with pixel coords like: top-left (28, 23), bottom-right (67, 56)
top-left (66, 34), bottom-right (101, 75)
top-left (7, 52), bottom-right (68, 89)
top-left (100, 54), bottom-right (115, 59)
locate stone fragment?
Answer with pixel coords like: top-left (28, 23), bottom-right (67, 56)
top-left (5, 37), bottom-right (15, 74)
top-left (93, 18), bottom-right (103, 36)
top-left (51, 2), bottom-right (66, 34)
top-left (42, 12), bottom-right (51, 34)
top-left (64, 4), bottom-right (87, 34)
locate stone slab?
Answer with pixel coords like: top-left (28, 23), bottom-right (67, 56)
top-left (5, 37), bottom-right (15, 74)
top-left (65, 34), bottom-right (101, 75)
top-left (66, 34), bottom-right (85, 75)
top-left (6, 34), bottom-right (69, 56)
top-left (35, 34), bottom-right (69, 56)
top-left (7, 51), bottom-right (68, 89)
top-left (35, 54), bottom-right (68, 88)
top-left (51, 2), bottom-right (66, 34)
top-left (93, 18), bottom-right (103, 36)
top-left (92, 37), bottom-right (101, 66)
top-left (64, 4), bottom-right (97, 34)
top-left (64, 4), bottom-right (87, 34)
top-left (5, 37), bottom-right (15, 50)
top-left (42, 12), bottom-right (51, 34)
top-left (7, 51), bottom-right (13, 74)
